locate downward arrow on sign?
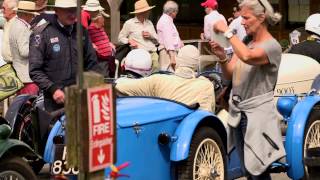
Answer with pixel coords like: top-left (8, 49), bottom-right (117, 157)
top-left (97, 148), bottom-right (105, 164)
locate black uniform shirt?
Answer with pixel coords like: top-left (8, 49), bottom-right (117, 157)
top-left (29, 15), bottom-right (106, 96)
top-left (289, 39), bottom-right (320, 63)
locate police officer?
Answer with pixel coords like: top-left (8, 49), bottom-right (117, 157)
top-left (29, 0), bottom-right (105, 112)
top-left (288, 14), bottom-right (320, 63)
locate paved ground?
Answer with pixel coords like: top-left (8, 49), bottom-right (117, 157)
top-left (38, 164), bottom-right (51, 180)
top-left (236, 173), bottom-right (290, 180)
top-left (38, 164), bottom-right (290, 180)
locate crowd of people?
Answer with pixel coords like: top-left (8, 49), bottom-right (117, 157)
top-left (1, 0), bottom-right (320, 179)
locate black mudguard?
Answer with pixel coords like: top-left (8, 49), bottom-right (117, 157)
top-left (4, 95), bottom-right (36, 130)
top-left (311, 74), bottom-right (320, 91)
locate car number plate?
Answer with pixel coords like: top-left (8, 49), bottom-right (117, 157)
top-left (50, 144), bottom-right (79, 176)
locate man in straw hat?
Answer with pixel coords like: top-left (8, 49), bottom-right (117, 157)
top-left (81, 0), bottom-right (109, 28)
top-left (30, 0), bottom-right (56, 27)
top-left (116, 45), bottom-right (215, 112)
top-left (9, 1), bottom-right (39, 95)
top-left (118, 0), bottom-right (159, 73)
top-left (29, 0), bottom-right (106, 112)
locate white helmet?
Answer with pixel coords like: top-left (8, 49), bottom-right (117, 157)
top-left (305, 13), bottom-right (320, 36)
top-left (124, 49), bottom-right (152, 77)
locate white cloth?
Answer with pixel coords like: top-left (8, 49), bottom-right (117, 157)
top-left (228, 91), bottom-right (286, 175)
top-left (9, 17), bottom-right (33, 83)
top-left (118, 17), bottom-right (158, 52)
top-left (203, 10), bottom-right (227, 40)
top-left (229, 16), bottom-right (247, 41)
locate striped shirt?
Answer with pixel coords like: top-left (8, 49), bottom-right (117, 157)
top-left (88, 24), bottom-right (113, 60)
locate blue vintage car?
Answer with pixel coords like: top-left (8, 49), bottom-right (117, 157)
top-left (5, 85), bottom-right (320, 180)
top-left (5, 92), bottom-right (320, 180)
top-left (4, 54), bottom-right (320, 180)
top-left (105, 96), bottom-right (229, 180)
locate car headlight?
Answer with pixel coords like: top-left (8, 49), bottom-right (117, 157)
top-left (277, 95), bottom-right (298, 120)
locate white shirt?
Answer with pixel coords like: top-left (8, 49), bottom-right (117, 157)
top-left (9, 17), bottom-right (33, 83)
top-left (229, 16), bottom-right (247, 41)
top-left (203, 10), bottom-right (227, 40)
top-left (118, 17), bottom-right (158, 52)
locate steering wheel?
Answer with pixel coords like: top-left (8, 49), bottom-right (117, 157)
top-left (197, 70), bottom-right (224, 95)
top-left (197, 70), bottom-right (231, 113)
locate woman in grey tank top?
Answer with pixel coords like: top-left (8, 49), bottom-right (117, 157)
top-left (209, 0), bottom-right (285, 179)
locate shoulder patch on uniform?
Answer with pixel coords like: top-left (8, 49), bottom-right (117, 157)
top-left (33, 34), bottom-right (42, 46)
top-left (32, 21), bottom-right (50, 34)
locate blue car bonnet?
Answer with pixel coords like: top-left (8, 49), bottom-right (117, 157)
top-left (117, 97), bottom-right (195, 127)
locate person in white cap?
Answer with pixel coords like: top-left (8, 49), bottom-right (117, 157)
top-left (29, 0), bottom-right (106, 112)
top-left (228, 2), bottom-right (247, 41)
top-left (116, 45), bottom-right (215, 112)
top-left (9, 1), bottom-right (39, 95)
top-left (288, 13), bottom-right (320, 63)
top-left (81, 0), bottom-right (109, 29)
top-left (118, 0), bottom-right (159, 73)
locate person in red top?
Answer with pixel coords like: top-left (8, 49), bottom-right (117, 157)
top-left (81, 0), bottom-right (108, 29)
top-left (88, 13), bottom-right (116, 77)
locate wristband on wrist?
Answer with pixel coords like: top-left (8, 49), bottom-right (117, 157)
top-left (218, 57), bottom-right (229, 64)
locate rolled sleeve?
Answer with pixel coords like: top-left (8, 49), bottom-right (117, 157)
top-left (118, 21), bottom-right (129, 45)
top-left (17, 28), bottom-right (31, 58)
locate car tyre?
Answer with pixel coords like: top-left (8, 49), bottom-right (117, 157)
top-left (0, 155), bottom-right (37, 180)
top-left (11, 100), bottom-right (44, 174)
top-left (176, 127), bottom-right (226, 180)
top-left (12, 100), bottom-right (35, 149)
top-left (303, 106), bottom-right (320, 180)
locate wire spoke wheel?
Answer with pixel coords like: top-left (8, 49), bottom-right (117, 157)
top-left (18, 113), bottom-right (34, 149)
top-left (0, 170), bottom-right (26, 180)
top-left (193, 138), bottom-right (224, 180)
top-left (304, 118), bottom-right (320, 179)
top-left (9, 99), bottom-right (36, 150)
top-left (0, 156), bottom-right (37, 180)
top-left (176, 127), bottom-right (226, 180)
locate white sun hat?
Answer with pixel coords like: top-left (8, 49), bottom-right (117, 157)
top-left (130, 0), bottom-right (155, 14)
top-left (13, 1), bottom-right (40, 15)
top-left (54, 0), bottom-right (77, 8)
top-left (82, 0), bottom-right (110, 17)
top-left (82, 0), bottom-right (103, 11)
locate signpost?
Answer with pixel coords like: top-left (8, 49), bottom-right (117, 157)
top-left (65, 0), bottom-right (120, 179)
top-left (87, 85), bottom-right (115, 172)
top-left (66, 72), bottom-right (116, 180)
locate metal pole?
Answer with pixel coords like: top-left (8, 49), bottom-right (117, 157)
top-left (77, 0), bottom-right (84, 89)
top-left (76, 0), bottom-right (84, 179)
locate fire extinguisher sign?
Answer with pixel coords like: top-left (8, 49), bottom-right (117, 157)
top-left (87, 84), bottom-right (115, 172)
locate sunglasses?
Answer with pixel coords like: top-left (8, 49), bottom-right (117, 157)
top-left (257, 0), bottom-right (266, 12)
